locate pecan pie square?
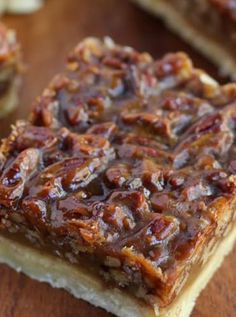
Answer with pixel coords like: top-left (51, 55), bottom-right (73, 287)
top-left (0, 38), bottom-right (235, 317)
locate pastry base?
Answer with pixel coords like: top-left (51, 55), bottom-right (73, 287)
top-left (0, 79), bottom-right (19, 118)
top-left (0, 224), bottom-right (235, 317)
top-left (132, 0), bottom-right (236, 79)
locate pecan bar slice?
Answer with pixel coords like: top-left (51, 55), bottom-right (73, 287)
top-left (0, 22), bottom-right (21, 117)
top-left (132, 0), bottom-right (236, 79)
top-left (0, 38), bottom-right (235, 317)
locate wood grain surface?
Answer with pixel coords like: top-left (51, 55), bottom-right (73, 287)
top-left (0, 0), bottom-right (235, 316)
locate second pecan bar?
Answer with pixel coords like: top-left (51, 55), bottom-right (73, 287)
top-left (133, 0), bottom-right (236, 79)
top-left (0, 38), bottom-right (235, 317)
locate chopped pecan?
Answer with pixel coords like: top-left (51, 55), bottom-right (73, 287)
top-left (155, 53), bottom-right (192, 79)
top-left (0, 149), bottom-right (40, 207)
top-left (87, 122), bottom-right (118, 139)
top-left (105, 163), bottom-right (131, 188)
top-left (15, 126), bottom-right (57, 151)
top-left (28, 157), bottom-right (103, 200)
top-left (65, 132), bottom-right (113, 157)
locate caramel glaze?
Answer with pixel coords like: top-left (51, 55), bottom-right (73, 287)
top-left (0, 38), bottom-right (235, 307)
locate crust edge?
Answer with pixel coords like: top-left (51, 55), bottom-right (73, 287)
top-left (132, 0), bottom-right (236, 79)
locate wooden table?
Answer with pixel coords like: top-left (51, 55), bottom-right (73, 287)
top-left (0, 0), bottom-right (235, 316)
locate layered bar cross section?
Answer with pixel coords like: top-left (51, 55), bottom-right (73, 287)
top-left (0, 38), bottom-right (235, 317)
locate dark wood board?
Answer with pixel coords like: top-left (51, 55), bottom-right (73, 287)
top-left (0, 0), bottom-right (235, 316)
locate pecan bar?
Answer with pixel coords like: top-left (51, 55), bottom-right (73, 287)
top-left (0, 38), bottom-right (235, 317)
top-left (0, 22), bottom-right (21, 117)
top-left (132, 0), bottom-right (236, 79)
